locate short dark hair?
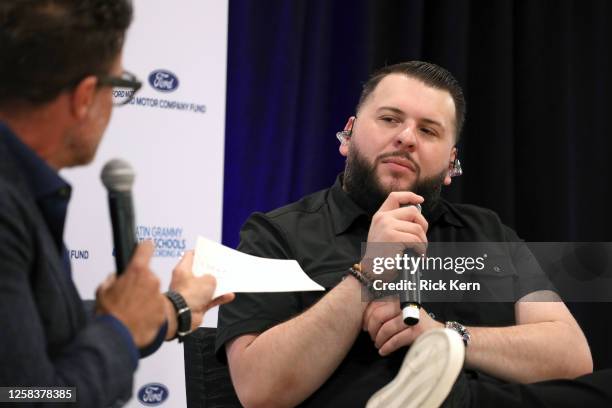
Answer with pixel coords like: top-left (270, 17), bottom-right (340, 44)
top-left (0, 0), bottom-right (133, 108)
top-left (357, 61), bottom-right (466, 141)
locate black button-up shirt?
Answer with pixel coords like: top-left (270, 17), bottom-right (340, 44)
top-left (217, 174), bottom-right (551, 407)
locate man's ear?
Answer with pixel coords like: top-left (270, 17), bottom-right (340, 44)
top-left (70, 76), bottom-right (98, 120)
top-left (339, 116), bottom-right (355, 157)
top-left (444, 146), bottom-right (458, 186)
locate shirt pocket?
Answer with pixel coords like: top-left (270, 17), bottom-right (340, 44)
top-left (462, 254), bottom-right (518, 302)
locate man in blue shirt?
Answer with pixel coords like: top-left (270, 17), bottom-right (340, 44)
top-left (0, 1), bottom-right (233, 406)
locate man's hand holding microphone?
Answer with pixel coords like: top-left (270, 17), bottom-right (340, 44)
top-left (358, 191), bottom-right (443, 355)
top-left (95, 159), bottom-right (233, 349)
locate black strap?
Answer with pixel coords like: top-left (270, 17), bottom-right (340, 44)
top-left (165, 290), bottom-right (192, 342)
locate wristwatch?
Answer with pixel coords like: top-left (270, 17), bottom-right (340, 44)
top-left (445, 321), bottom-right (471, 347)
top-left (165, 290), bottom-right (192, 342)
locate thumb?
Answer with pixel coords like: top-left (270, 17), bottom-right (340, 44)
top-left (207, 292), bottom-right (235, 310)
top-left (123, 240), bottom-right (155, 276)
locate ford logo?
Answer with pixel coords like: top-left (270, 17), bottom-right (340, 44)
top-left (148, 70), bottom-right (179, 93)
top-left (137, 383), bottom-right (169, 406)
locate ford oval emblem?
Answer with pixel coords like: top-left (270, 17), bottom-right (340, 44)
top-left (148, 70), bottom-right (179, 93)
top-left (137, 383), bottom-right (169, 406)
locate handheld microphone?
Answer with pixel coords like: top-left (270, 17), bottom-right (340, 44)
top-left (399, 203), bottom-right (422, 326)
top-left (101, 159), bottom-right (137, 275)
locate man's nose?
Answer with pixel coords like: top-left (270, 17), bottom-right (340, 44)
top-left (395, 124), bottom-right (417, 150)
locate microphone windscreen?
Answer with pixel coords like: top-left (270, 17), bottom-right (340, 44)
top-left (101, 158), bottom-right (135, 192)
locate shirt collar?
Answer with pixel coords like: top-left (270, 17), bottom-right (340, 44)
top-left (0, 122), bottom-right (71, 200)
top-left (426, 198), bottom-right (465, 228)
top-left (328, 174), bottom-right (369, 235)
top-left (327, 173), bottom-right (464, 235)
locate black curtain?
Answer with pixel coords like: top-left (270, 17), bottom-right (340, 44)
top-left (223, 0), bottom-right (612, 369)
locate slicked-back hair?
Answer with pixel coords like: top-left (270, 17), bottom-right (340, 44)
top-left (357, 61), bottom-right (466, 141)
top-left (0, 0), bottom-right (133, 108)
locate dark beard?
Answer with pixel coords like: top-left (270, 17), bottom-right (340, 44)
top-left (343, 145), bottom-right (445, 216)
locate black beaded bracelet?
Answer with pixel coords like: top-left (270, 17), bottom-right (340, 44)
top-left (345, 263), bottom-right (381, 299)
top-left (345, 264), bottom-right (371, 287)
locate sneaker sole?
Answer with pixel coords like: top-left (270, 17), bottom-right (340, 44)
top-left (366, 328), bottom-right (465, 408)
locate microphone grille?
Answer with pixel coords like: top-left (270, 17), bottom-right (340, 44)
top-left (101, 158), bottom-right (135, 192)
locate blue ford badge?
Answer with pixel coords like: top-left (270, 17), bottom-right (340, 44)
top-left (148, 70), bottom-right (179, 92)
top-left (137, 383), bottom-right (169, 406)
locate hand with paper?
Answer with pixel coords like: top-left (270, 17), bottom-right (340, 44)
top-left (167, 250), bottom-right (235, 335)
top-left (193, 236), bottom-right (325, 298)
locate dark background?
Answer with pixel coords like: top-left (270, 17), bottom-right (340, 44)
top-left (222, 0), bottom-right (612, 370)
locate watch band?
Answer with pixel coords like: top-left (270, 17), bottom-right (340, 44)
top-left (165, 290), bottom-right (192, 342)
top-left (445, 321), bottom-right (471, 347)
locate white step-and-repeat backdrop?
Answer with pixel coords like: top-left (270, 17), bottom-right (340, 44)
top-left (62, 1), bottom-right (228, 406)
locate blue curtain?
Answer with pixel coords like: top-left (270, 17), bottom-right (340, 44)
top-left (223, 0), bottom-right (370, 250)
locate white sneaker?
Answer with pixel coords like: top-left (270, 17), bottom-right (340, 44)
top-left (366, 328), bottom-right (465, 408)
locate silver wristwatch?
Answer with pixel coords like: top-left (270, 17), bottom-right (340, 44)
top-left (445, 321), bottom-right (471, 347)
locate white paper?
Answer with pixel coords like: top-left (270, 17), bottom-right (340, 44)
top-left (193, 236), bottom-right (325, 298)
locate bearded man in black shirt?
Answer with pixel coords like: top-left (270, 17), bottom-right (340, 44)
top-left (216, 61), bottom-right (594, 408)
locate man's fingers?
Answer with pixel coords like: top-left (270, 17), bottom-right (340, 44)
top-left (388, 206), bottom-right (429, 233)
top-left (136, 239), bottom-right (155, 258)
top-left (379, 329), bottom-right (418, 356)
top-left (208, 292), bottom-right (235, 309)
top-left (362, 298), bottom-right (396, 330)
top-left (125, 240), bottom-right (155, 275)
top-left (366, 303), bottom-right (400, 341)
top-left (362, 303), bottom-right (378, 331)
top-left (379, 228), bottom-right (427, 255)
top-left (378, 192), bottom-right (424, 212)
top-left (98, 273), bottom-right (116, 292)
top-left (193, 274), bottom-right (218, 308)
top-left (375, 315), bottom-right (407, 348)
top-left (363, 306), bottom-right (384, 341)
top-left (367, 316), bottom-right (384, 342)
top-left (388, 219), bottom-right (428, 244)
top-left (95, 274), bottom-right (116, 307)
top-left (200, 273), bottom-right (217, 290)
top-left (175, 250), bottom-right (195, 274)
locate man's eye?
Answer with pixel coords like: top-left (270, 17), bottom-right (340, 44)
top-left (420, 127), bottom-right (436, 136)
top-left (380, 117), bottom-right (399, 124)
